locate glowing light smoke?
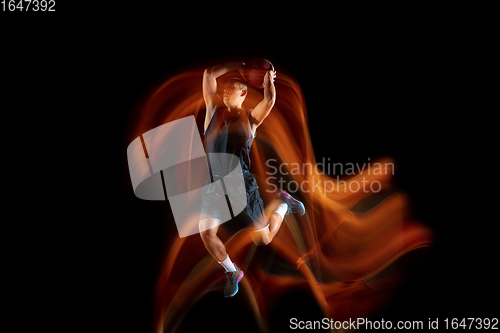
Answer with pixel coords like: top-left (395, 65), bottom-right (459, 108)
top-left (127, 66), bottom-right (433, 332)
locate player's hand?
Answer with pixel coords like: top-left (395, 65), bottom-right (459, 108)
top-left (263, 70), bottom-right (277, 87)
top-left (237, 62), bottom-right (246, 78)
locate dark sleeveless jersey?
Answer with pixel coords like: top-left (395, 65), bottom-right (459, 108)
top-left (203, 105), bottom-right (255, 177)
top-left (201, 105), bottom-right (267, 231)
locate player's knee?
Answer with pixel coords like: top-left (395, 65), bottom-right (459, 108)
top-left (260, 237), bottom-right (271, 246)
top-left (251, 233), bottom-right (271, 246)
top-left (199, 219), bottom-right (218, 239)
top-left (199, 228), bottom-right (215, 242)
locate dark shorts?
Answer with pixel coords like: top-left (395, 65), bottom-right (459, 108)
top-left (200, 172), bottom-right (268, 235)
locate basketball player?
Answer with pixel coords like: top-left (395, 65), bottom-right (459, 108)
top-left (200, 61), bottom-right (306, 297)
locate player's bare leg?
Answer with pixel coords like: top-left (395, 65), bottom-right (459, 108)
top-left (199, 221), bottom-right (226, 262)
top-left (251, 192), bottom-right (306, 245)
top-left (199, 219), bottom-right (244, 297)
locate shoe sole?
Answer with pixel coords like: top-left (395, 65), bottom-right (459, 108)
top-left (296, 201), bottom-right (306, 216)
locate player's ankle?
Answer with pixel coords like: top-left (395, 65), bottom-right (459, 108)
top-left (218, 254), bottom-right (236, 272)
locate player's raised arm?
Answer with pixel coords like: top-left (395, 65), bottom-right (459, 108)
top-left (250, 70), bottom-right (276, 132)
top-left (203, 62), bottom-right (245, 131)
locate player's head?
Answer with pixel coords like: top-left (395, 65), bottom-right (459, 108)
top-left (222, 79), bottom-right (247, 108)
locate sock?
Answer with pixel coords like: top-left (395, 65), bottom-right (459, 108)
top-left (218, 254), bottom-right (236, 272)
top-left (273, 203), bottom-right (288, 221)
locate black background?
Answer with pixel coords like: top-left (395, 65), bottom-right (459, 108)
top-left (109, 34), bottom-right (496, 332)
top-left (3, 6), bottom-right (496, 333)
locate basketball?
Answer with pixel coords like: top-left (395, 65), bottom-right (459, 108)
top-left (244, 58), bottom-right (274, 89)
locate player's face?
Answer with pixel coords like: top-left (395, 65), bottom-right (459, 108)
top-left (223, 82), bottom-right (244, 106)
